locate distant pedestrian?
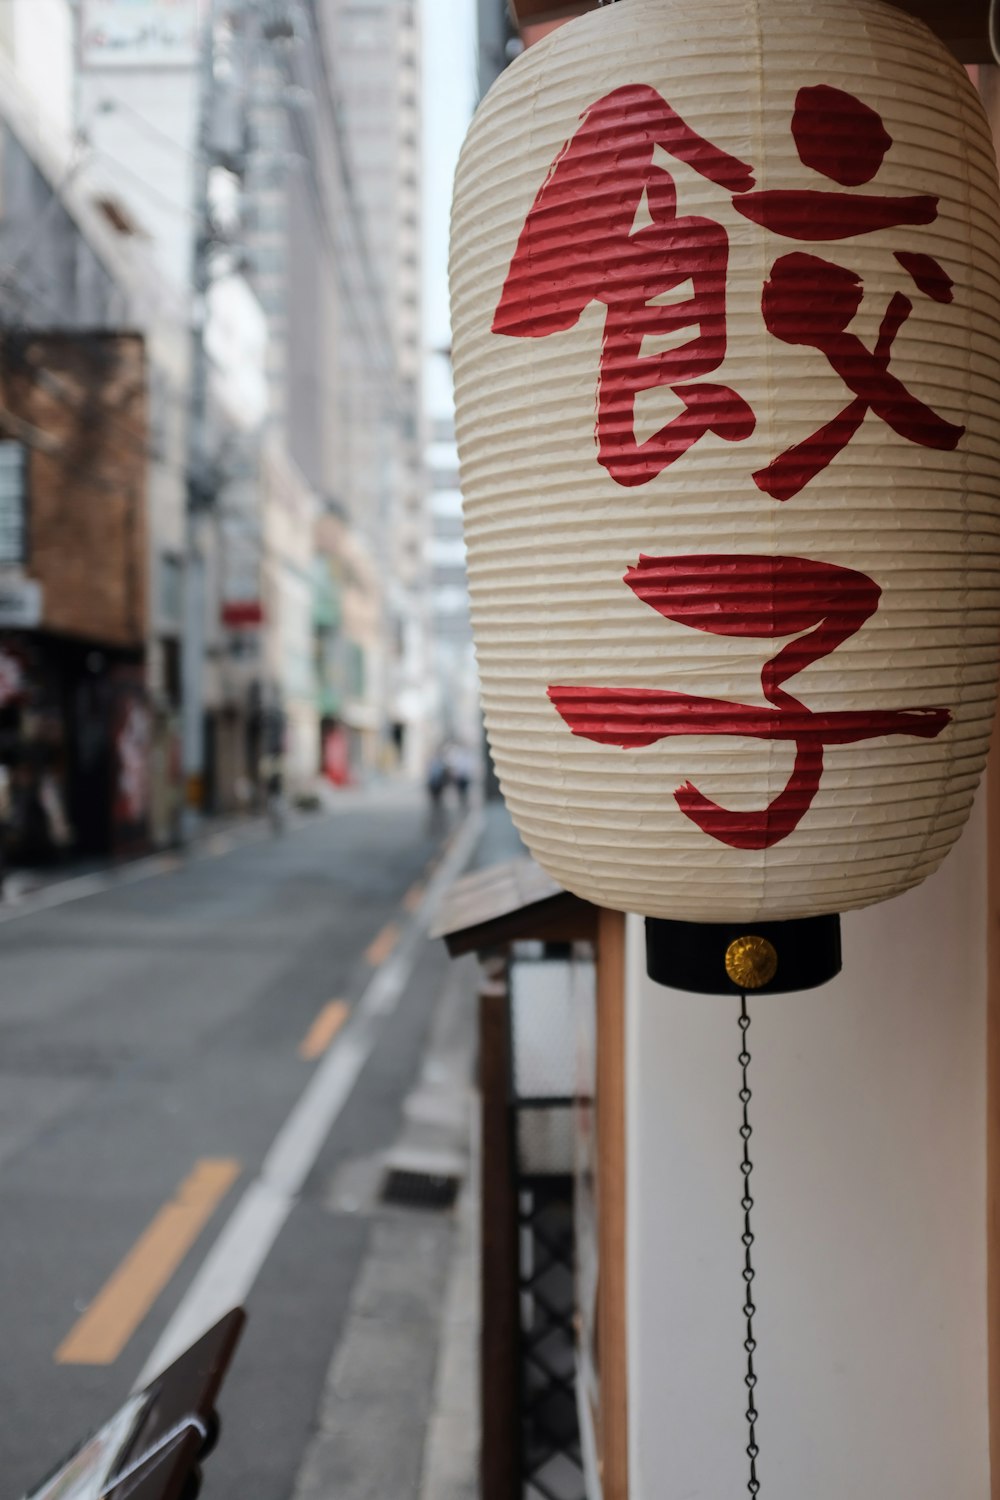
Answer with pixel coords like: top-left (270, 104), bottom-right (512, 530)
top-left (426, 751), bottom-right (448, 834)
top-left (261, 753), bottom-right (286, 834)
top-left (446, 743), bottom-right (475, 809)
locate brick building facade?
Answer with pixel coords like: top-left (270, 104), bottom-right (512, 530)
top-left (0, 331), bottom-right (152, 859)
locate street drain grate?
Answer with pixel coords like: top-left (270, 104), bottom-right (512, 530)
top-left (380, 1168), bottom-right (461, 1211)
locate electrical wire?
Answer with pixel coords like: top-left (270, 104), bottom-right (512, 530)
top-left (89, 95), bottom-right (205, 165)
top-left (273, 49), bottom-right (398, 397)
top-left (991, 0), bottom-right (1000, 66)
top-left (0, 263), bottom-right (197, 490)
top-left (0, 339), bottom-right (187, 489)
top-left (0, 140), bottom-right (90, 292)
top-left (81, 145), bottom-right (201, 223)
top-left (0, 287), bottom-right (184, 475)
top-left (298, 0), bottom-right (398, 351)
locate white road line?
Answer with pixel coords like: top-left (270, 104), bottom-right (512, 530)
top-left (0, 859), bottom-right (173, 923)
top-left (0, 817), bottom-right (302, 924)
top-left (135, 809), bottom-right (483, 1386)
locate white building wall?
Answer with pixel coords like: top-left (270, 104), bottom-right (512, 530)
top-left (625, 799), bottom-right (989, 1498)
top-left (76, 66), bottom-right (199, 289)
top-left (0, 0), bottom-right (75, 139)
top-left (261, 440), bottom-right (319, 790)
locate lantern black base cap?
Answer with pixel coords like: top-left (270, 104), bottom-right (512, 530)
top-left (645, 913), bottom-right (842, 995)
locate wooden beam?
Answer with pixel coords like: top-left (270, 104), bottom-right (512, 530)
top-left (478, 968), bottom-right (520, 1500)
top-left (596, 907), bottom-right (629, 1500)
top-left (434, 856), bottom-right (598, 956)
top-left (510, 0), bottom-right (597, 21)
top-left (989, 727), bottom-right (1000, 1499)
top-left (887, 0), bottom-right (991, 62)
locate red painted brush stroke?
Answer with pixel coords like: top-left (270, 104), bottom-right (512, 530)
top-left (492, 84), bottom-right (756, 485)
top-left (894, 251), bottom-right (954, 304)
top-left (753, 255), bottom-right (963, 500)
top-left (549, 554), bottom-right (951, 850)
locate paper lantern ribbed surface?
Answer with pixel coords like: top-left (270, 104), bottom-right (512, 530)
top-left (450, 0), bottom-right (1000, 922)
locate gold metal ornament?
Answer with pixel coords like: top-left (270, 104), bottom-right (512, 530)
top-left (725, 936), bottom-right (778, 990)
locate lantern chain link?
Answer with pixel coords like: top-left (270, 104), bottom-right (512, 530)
top-left (738, 993), bottom-right (760, 1498)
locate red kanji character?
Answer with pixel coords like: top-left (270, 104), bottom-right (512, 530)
top-left (734, 84), bottom-right (939, 239)
top-left (492, 85), bottom-right (757, 487)
top-left (549, 554), bottom-right (950, 850)
top-left (753, 252), bottom-right (964, 500)
top-left (728, 85), bottom-right (964, 499)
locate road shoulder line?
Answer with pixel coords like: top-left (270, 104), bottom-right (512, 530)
top-left (135, 809), bottom-right (483, 1386)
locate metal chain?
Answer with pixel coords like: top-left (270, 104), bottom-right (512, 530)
top-left (738, 993), bottom-right (761, 1498)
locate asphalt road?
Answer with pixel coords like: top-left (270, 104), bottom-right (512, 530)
top-left (0, 784), bottom-right (465, 1498)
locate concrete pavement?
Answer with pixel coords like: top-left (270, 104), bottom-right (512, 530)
top-left (0, 782), bottom-right (485, 1500)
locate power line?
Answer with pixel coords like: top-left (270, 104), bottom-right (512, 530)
top-left (0, 335), bottom-right (189, 488)
top-left (0, 281), bottom-right (184, 472)
top-left (81, 144), bottom-right (201, 223)
top-left (88, 96), bottom-right (205, 165)
top-left (0, 140), bottom-right (90, 290)
top-left (298, 0), bottom-right (396, 351)
top-left (272, 48), bottom-right (398, 403)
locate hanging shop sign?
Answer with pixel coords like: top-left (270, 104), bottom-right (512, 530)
top-left (450, 0), bottom-right (1000, 944)
top-left (79, 0), bottom-right (203, 71)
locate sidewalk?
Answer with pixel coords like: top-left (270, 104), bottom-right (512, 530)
top-left (289, 799), bottom-right (519, 1500)
top-left (292, 954), bottom-right (481, 1500)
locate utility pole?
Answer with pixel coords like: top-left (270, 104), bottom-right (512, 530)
top-left (181, 0), bottom-right (222, 841)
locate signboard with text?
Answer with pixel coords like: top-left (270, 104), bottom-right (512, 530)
top-left (80, 0), bottom-right (204, 70)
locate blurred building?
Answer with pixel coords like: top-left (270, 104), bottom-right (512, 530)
top-left (426, 406), bottom-right (479, 751)
top-left (0, 0), bottom-right (434, 825)
top-left (243, 0), bottom-right (431, 781)
top-left (325, 0), bottom-right (430, 776)
top-left (258, 435), bottom-right (319, 791)
top-left (0, 0), bottom-right (75, 138)
top-left (0, 39), bottom-right (190, 856)
top-left (73, 0), bottom-right (286, 814)
top-left (477, 0), bottom-right (520, 99)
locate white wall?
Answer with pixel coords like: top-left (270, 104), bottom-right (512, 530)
top-left (625, 798), bottom-right (989, 1499)
top-left (3, 0), bottom-right (75, 138)
top-left (76, 67), bottom-right (199, 288)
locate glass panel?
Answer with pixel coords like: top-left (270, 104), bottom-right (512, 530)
top-left (0, 442), bottom-right (26, 565)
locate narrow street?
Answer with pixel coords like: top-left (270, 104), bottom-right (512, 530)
top-left (0, 785), bottom-right (476, 1498)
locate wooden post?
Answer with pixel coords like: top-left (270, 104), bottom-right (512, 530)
top-left (988, 728), bottom-right (1000, 1499)
top-left (479, 965), bottom-right (520, 1500)
top-left (596, 907), bottom-right (629, 1499)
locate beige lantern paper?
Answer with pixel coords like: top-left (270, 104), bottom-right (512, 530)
top-left (450, 0), bottom-right (1000, 923)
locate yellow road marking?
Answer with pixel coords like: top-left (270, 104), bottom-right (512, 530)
top-left (403, 882), bottom-right (424, 913)
top-left (299, 1000), bottom-right (349, 1061)
top-left (365, 921), bottom-right (400, 967)
top-left (55, 1159), bottom-right (240, 1366)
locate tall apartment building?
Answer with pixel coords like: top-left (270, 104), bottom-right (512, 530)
top-left (321, 0), bottom-right (429, 772)
top-left (426, 406), bottom-right (479, 748)
top-left (241, 0), bottom-right (429, 772)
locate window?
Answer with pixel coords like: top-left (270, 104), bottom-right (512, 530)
top-left (0, 442), bottom-right (27, 565)
top-left (348, 641), bottom-right (365, 698)
top-left (158, 552), bottom-right (182, 627)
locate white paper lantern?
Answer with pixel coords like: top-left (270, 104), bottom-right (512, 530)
top-left (450, 0), bottom-right (1000, 923)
